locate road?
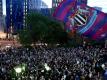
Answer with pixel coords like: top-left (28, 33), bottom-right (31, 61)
top-left (0, 40), bottom-right (21, 49)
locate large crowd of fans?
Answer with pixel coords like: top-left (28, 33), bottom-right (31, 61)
top-left (0, 46), bottom-right (107, 80)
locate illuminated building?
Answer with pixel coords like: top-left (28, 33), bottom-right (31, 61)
top-left (6, 0), bottom-right (29, 34)
top-left (29, 0), bottom-right (42, 10)
top-left (0, 0), bottom-right (3, 32)
top-left (6, 0), bottom-right (52, 36)
top-left (29, 0), bottom-right (51, 16)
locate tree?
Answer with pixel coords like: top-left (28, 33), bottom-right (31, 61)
top-left (18, 12), bottom-right (68, 47)
top-left (27, 13), bottom-right (50, 44)
top-left (18, 29), bottom-right (32, 46)
top-left (44, 19), bottom-right (68, 46)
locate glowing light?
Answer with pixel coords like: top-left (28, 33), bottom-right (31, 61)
top-left (14, 67), bottom-right (22, 73)
top-left (0, 32), bottom-right (6, 39)
top-left (101, 64), bottom-right (105, 69)
top-left (44, 63), bottom-right (51, 71)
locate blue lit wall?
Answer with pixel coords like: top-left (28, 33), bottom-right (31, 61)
top-left (29, 0), bottom-right (51, 16)
top-left (29, 0), bottom-right (42, 10)
top-left (12, 0), bottom-right (24, 32)
top-left (40, 8), bottom-right (52, 16)
top-left (6, 0), bottom-right (10, 30)
top-left (6, 0), bottom-right (29, 33)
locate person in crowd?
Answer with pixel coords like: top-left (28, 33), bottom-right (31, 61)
top-left (0, 46), bottom-right (107, 80)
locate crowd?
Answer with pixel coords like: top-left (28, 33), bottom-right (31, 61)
top-left (0, 46), bottom-right (107, 80)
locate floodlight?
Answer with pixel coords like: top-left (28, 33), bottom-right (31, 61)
top-left (44, 63), bottom-right (51, 71)
top-left (30, 75), bottom-right (34, 79)
top-left (41, 70), bottom-right (44, 72)
top-left (77, 61), bottom-right (80, 64)
top-left (14, 67), bottom-right (22, 73)
top-left (22, 66), bottom-right (25, 71)
top-left (101, 64), bottom-right (105, 69)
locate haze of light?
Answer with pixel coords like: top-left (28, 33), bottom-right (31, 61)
top-left (88, 0), bottom-right (107, 13)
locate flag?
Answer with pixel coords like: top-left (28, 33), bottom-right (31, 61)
top-left (53, 0), bottom-right (107, 40)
